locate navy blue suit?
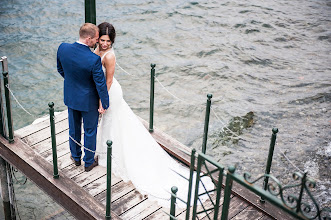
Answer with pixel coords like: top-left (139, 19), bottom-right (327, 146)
top-left (57, 42), bottom-right (109, 167)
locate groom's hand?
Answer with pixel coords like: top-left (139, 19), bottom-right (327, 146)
top-left (98, 106), bottom-right (106, 114)
top-left (98, 100), bottom-right (106, 114)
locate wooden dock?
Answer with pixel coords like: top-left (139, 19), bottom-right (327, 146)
top-left (0, 110), bottom-right (294, 219)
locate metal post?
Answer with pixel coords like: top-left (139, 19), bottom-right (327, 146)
top-left (214, 166), bottom-right (224, 220)
top-left (105, 140), bottom-right (113, 220)
top-left (149, 64), bottom-right (156, 132)
top-left (220, 166), bottom-right (235, 220)
top-left (0, 157), bottom-right (13, 220)
top-left (0, 57), bottom-right (6, 137)
top-left (261, 128), bottom-right (278, 203)
top-left (297, 172), bottom-right (307, 213)
top-left (202, 94), bottom-right (212, 154)
top-left (192, 155), bottom-right (203, 220)
top-left (185, 149), bottom-right (196, 220)
top-left (49, 102), bottom-right (59, 179)
top-left (2, 57), bottom-right (14, 143)
top-left (84, 0), bottom-right (96, 24)
top-left (170, 186), bottom-right (178, 220)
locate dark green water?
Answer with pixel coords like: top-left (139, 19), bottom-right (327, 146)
top-left (0, 0), bottom-right (330, 219)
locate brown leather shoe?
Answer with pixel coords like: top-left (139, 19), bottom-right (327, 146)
top-left (70, 155), bottom-right (81, 166)
top-left (85, 157), bottom-right (98, 172)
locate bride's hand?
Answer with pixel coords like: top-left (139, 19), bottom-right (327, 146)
top-left (98, 100), bottom-right (106, 114)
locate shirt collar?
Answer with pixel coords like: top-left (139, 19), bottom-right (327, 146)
top-left (76, 41), bottom-right (88, 47)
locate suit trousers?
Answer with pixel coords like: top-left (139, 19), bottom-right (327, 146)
top-left (68, 107), bottom-right (99, 167)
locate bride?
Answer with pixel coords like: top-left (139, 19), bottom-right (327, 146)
top-left (94, 22), bottom-right (213, 208)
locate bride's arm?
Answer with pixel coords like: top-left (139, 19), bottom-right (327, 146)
top-left (104, 54), bottom-right (115, 91)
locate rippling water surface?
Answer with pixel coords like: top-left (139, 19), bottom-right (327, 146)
top-left (0, 0), bottom-right (330, 219)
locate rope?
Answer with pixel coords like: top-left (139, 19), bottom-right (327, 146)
top-left (116, 62), bottom-right (136, 76)
top-left (68, 134), bottom-right (109, 155)
top-left (6, 84), bottom-right (33, 116)
top-left (155, 77), bottom-right (197, 105)
top-left (210, 106), bottom-right (247, 141)
top-left (278, 148), bottom-right (304, 173)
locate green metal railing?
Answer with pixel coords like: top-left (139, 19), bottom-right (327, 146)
top-left (1, 56), bottom-right (14, 143)
top-left (85, 0), bottom-right (96, 24)
top-left (149, 64), bottom-right (156, 132)
top-left (202, 94), bottom-right (212, 154)
top-left (169, 186), bottom-right (178, 220)
top-left (261, 127), bottom-right (278, 202)
top-left (168, 136), bottom-right (330, 220)
top-left (221, 167), bottom-right (330, 220)
top-left (49, 102), bottom-right (59, 179)
top-left (105, 140), bottom-right (113, 220)
top-left (0, 57), bottom-right (6, 137)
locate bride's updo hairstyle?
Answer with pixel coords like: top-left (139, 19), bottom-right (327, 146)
top-left (98, 22), bottom-right (116, 47)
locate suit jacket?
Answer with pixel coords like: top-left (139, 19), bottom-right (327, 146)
top-left (57, 42), bottom-right (109, 112)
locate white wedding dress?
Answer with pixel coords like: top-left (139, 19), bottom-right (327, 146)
top-left (96, 49), bottom-right (213, 208)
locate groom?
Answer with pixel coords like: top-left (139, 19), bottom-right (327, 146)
top-left (57, 23), bottom-right (109, 172)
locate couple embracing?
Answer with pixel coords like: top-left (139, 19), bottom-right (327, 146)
top-left (57, 23), bottom-right (213, 207)
top-left (57, 22), bottom-right (115, 172)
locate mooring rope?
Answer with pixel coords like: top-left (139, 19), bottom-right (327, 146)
top-left (210, 106), bottom-right (247, 141)
top-left (68, 134), bottom-right (108, 155)
top-left (6, 84), bottom-right (33, 116)
top-left (278, 147), bottom-right (304, 173)
top-left (116, 62), bottom-right (135, 76)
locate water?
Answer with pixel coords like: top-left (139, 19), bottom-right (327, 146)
top-left (0, 0), bottom-right (330, 219)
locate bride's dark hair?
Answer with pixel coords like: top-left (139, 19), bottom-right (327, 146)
top-left (98, 22), bottom-right (116, 46)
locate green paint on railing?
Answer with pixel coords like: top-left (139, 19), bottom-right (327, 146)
top-left (202, 94), bottom-right (212, 154)
top-left (49, 102), bottom-right (59, 179)
top-left (84, 0), bottom-right (96, 24)
top-left (3, 71), bottom-right (14, 143)
top-left (261, 127), bottom-right (278, 202)
top-left (106, 140), bottom-right (112, 220)
top-left (149, 64), bottom-right (156, 132)
top-left (185, 148), bottom-right (196, 220)
top-left (170, 186), bottom-right (178, 220)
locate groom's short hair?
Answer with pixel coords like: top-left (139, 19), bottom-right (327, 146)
top-left (79, 23), bottom-right (99, 39)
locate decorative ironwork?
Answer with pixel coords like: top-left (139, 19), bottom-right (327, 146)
top-left (243, 171), bottom-right (330, 219)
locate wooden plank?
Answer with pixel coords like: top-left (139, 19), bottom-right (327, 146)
top-left (15, 110), bottom-right (68, 138)
top-left (22, 119), bottom-right (69, 147)
top-left (227, 196), bottom-right (249, 219)
top-left (57, 152), bottom-right (74, 170)
top-left (43, 141), bottom-right (70, 161)
top-left (72, 165), bottom-right (107, 187)
top-left (32, 128), bottom-right (69, 154)
top-left (231, 205), bottom-right (264, 219)
top-left (84, 174), bottom-right (122, 197)
top-left (259, 214), bottom-right (275, 220)
top-left (127, 202), bottom-right (162, 220)
top-left (118, 196), bottom-right (160, 220)
top-left (98, 180), bottom-right (136, 203)
top-left (112, 190), bottom-right (148, 216)
top-left (0, 136), bottom-right (120, 220)
top-left (143, 208), bottom-right (170, 220)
